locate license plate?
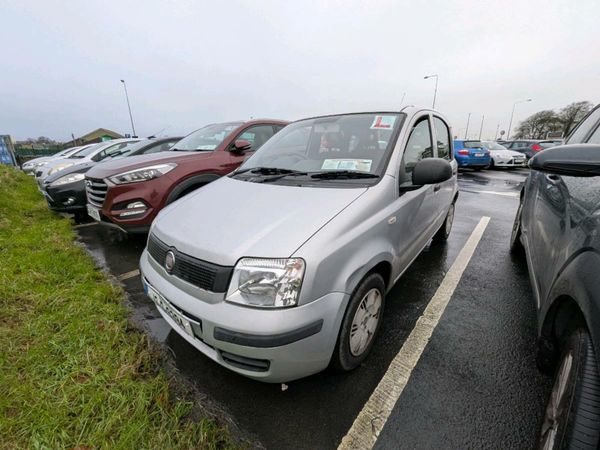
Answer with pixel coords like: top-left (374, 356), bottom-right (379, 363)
top-left (87, 204), bottom-right (101, 221)
top-left (147, 285), bottom-right (195, 337)
top-left (474, 153), bottom-right (484, 157)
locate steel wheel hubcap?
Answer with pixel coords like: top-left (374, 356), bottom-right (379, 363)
top-left (539, 351), bottom-right (573, 450)
top-left (349, 288), bottom-right (382, 357)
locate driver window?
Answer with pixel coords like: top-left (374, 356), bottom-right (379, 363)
top-left (399, 117), bottom-right (433, 184)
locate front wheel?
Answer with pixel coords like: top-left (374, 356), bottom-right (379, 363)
top-left (331, 273), bottom-right (385, 372)
top-left (538, 328), bottom-right (600, 450)
top-left (510, 198), bottom-right (524, 254)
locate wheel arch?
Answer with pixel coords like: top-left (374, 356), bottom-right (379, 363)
top-left (539, 250), bottom-right (600, 364)
top-left (165, 173), bottom-right (221, 205)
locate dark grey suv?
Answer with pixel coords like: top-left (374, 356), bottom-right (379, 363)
top-left (511, 104), bottom-right (600, 449)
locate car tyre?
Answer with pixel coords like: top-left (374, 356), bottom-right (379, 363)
top-left (331, 273), bottom-right (386, 372)
top-left (433, 202), bottom-right (455, 243)
top-left (490, 159), bottom-right (496, 169)
top-left (538, 328), bottom-right (600, 450)
top-left (510, 197), bottom-right (524, 254)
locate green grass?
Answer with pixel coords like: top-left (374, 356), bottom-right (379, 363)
top-left (0, 166), bottom-right (237, 449)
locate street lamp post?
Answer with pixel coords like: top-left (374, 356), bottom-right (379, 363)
top-left (507, 98), bottom-right (532, 140)
top-left (464, 112), bottom-right (471, 139)
top-left (494, 123), bottom-right (500, 140)
top-left (423, 74), bottom-right (438, 109)
top-left (120, 79), bottom-right (137, 137)
top-left (478, 114), bottom-right (485, 140)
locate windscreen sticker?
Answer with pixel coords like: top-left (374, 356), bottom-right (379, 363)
top-left (321, 159), bottom-right (372, 172)
top-left (370, 115), bottom-right (396, 130)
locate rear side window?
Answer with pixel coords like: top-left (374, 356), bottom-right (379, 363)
top-left (237, 125), bottom-right (276, 151)
top-left (400, 117), bottom-right (433, 184)
top-left (464, 141), bottom-right (484, 149)
top-left (566, 106), bottom-right (600, 144)
top-left (587, 124), bottom-right (600, 144)
top-left (433, 117), bottom-right (451, 160)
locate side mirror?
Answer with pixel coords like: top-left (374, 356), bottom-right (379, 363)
top-left (231, 139), bottom-right (252, 154)
top-left (529, 144), bottom-right (600, 177)
top-left (412, 158), bottom-right (453, 185)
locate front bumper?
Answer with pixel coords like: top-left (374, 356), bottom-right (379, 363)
top-left (95, 179), bottom-right (165, 232)
top-left (43, 180), bottom-right (87, 212)
top-left (493, 156), bottom-right (527, 167)
top-left (140, 249), bottom-right (349, 383)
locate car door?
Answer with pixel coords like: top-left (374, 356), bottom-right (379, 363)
top-left (389, 115), bottom-right (439, 276)
top-left (227, 124), bottom-right (276, 170)
top-left (431, 115), bottom-right (456, 215)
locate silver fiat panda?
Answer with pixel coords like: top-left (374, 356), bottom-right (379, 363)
top-left (140, 107), bottom-right (458, 382)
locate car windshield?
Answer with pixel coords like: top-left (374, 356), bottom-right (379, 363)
top-left (172, 123), bottom-right (241, 151)
top-left (239, 113), bottom-right (402, 176)
top-left (69, 143), bottom-right (103, 158)
top-left (482, 141), bottom-right (507, 150)
top-left (464, 141), bottom-right (485, 149)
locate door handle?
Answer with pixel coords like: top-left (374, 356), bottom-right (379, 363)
top-left (434, 184), bottom-right (441, 192)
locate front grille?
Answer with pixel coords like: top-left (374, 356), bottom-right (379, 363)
top-left (85, 177), bottom-right (108, 207)
top-left (147, 234), bottom-right (233, 293)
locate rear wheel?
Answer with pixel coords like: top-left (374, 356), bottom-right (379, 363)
top-left (538, 328), bottom-right (600, 450)
top-left (433, 202), bottom-right (455, 243)
top-left (490, 159), bottom-right (496, 169)
top-left (332, 273), bottom-right (385, 372)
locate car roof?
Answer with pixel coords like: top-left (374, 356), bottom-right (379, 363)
top-left (288, 106), bottom-right (446, 124)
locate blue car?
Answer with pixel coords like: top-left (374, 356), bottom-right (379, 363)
top-left (453, 139), bottom-right (491, 170)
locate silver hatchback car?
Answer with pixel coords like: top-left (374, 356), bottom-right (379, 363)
top-left (140, 107), bottom-right (458, 382)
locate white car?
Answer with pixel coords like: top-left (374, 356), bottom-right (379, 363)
top-left (481, 141), bottom-right (526, 168)
top-left (21, 146), bottom-right (83, 175)
top-left (35, 138), bottom-right (140, 185)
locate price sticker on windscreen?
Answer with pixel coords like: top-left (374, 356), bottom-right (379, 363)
top-left (370, 115), bottom-right (396, 130)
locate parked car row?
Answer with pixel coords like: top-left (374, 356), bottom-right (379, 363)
top-left (26, 107), bottom-right (459, 383)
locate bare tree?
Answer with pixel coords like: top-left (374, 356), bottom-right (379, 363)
top-left (514, 110), bottom-right (563, 139)
top-left (558, 101), bottom-right (593, 137)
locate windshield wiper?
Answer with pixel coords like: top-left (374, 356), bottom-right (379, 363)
top-left (232, 167), bottom-right (301, 176)
top-left (310, 170), bottom-right (380, 180)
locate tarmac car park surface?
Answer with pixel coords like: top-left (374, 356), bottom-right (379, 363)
top-left (75, 168), bottom-right (551, 450)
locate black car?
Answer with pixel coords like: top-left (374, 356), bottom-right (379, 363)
top-left (510, 104), bottom-right (600, 449)
top-left (42, 137), bottom-right (181, 219)
top-left (503, 139), bottom-right (561, 159)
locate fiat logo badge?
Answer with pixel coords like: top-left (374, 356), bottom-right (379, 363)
top-left (165, 250), bottom-right (176, 273)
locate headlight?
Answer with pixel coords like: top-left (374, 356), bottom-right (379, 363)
top-left (48, 163), bottom-right (74, 176)
top-left (108, 163), bottom-right (177, 185)
top-left (37, 161), bottom-right (48, 167)
top-left (49, 172), bottom-right (85, 187)
top-left (226, 258), bottom-right (305, 308)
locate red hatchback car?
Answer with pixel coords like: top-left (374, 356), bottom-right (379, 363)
top-left (84, 119), bottom-right (288, 233)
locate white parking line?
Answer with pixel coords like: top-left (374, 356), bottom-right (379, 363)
top-left (338, 216), bottom-right (491, 450)
top-left (117, 269), bottom-right (140, 281)
top-left (478, 190), bottom-right (519, 198)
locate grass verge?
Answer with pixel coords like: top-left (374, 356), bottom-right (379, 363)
top-left (0, 165), bottom-right (237, 449)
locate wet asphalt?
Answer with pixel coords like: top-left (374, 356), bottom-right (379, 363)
top-left (75, 168), bottom-right (551, 450)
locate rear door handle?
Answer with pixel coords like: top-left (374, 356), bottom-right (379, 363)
top-left (434, 184), bottom-right (441, 192)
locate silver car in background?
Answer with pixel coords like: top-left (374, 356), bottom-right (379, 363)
top-left (35, 138), bottom-right (140, 186)
top-left (140, 107), bottom-right (458, 382)
top-left (21, 145), bottom-right (84, 175)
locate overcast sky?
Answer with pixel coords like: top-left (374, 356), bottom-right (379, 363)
top-left (2, 0), bottom-right (599, 141)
